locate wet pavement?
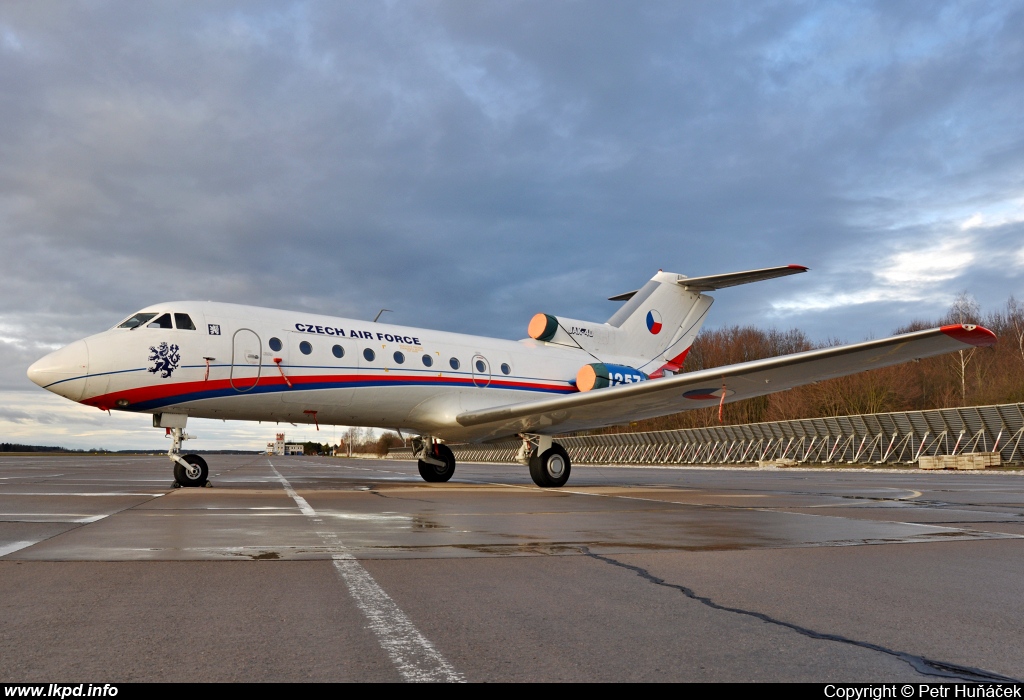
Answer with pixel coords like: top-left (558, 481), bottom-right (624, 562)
top-left (1, 454), bottom-right (1023, 682)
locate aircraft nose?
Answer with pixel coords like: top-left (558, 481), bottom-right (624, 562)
top-left (27, 340), bottom-right (90, 401)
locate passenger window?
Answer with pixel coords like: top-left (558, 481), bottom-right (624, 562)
top-left (363, 348), bottom-right (376, 362)
top-left (174, 313), bottom-right (196, 330)
top-left (332, 345), bottom-right (344, 359)
top-left (393, 351), bottom-right (405, 364)
top-left (475, 359), bottom-right (486, 373)
top-left (449, 357), bottom-right (460, 370)
top-left (299, 341), bottom-right (312, 355)
top-left (501, 363), bottom-right (511, 375)
top-left (422, 355), bottom-right (433, 368)
top-left (118, 313), bottom-right (156, 329)
top-left (269, 337), bottom-right (283, 352)
top-left (147, 313), bottom-right (173, 329)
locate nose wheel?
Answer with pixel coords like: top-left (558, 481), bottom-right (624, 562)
top-left (159, 418), bottom-right (209, 488)
top-left (174, 454), bottom-right (209, 487)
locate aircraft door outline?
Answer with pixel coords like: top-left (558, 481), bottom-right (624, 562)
top-left (471, 354), bottom-right (491, 388)
top-left (230, 328), bottom-right (262, 392)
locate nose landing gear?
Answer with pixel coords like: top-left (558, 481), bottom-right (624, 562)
top-left (155, 413), bottom-right (209, 488)
top-left (173, 453), bottom-right (209, 487)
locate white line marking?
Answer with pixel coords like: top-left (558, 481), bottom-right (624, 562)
top-left (0, 514), bottom-right (110, 524)
top-left (0, 540), bottom-right (43, 557)
top-left (0, 493), bottom-right (166, 497)
top-left (269, 461), bottom-right (464, 683)
top-left (0, 475), bottom-right (65, 479)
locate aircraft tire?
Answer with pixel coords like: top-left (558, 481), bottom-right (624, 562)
top-left (528, 454), bottom-right (550, 487)
top-left (174, 454), bottom-right (209, 487)
top-left (417, 443), bottom-right (455, 483)
top-left (529, 445), bottom-right (571, 488)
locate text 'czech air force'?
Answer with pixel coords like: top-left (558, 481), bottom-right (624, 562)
top-left (294, 323), bottom-right (421, 345)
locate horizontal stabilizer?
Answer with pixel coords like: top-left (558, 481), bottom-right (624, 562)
top-left (608, 264), bottom-right (807, 300)
top-left (677, 264), bottom-right (808, 291)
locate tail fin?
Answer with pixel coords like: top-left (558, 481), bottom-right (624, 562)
top-left (527, 265), bottom-right (807, 375)
top-left (605, 272), bottom-right (714, 374)
top-left (607, 266), bottom-right (807, 374)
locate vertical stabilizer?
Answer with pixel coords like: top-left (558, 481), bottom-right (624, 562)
top-left (605, 272), bottom-right (713, 374)
top-left (527, 265), bottom-right (805, 375)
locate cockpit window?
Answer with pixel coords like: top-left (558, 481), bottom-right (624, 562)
top-left (147, 313), bottom-right (173, 329)
top-left (118, 313), bottom-right (157, 329)
top-left (174, 313), bottom-right (196, 330)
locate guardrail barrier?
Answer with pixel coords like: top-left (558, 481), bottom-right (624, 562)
top-left (389, 402), bottom-right (1024, 466)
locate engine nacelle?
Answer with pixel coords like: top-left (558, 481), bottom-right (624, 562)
top-left (575, 363), bottom-right (648, 392)
top-left (528, 313), bottom-right (596, 342)
top-left (527, 313), bottom-right (625, 354)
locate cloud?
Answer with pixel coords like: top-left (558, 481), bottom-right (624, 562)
top-left (766, 216), bottom-right (1024, 337)
top-left (875, 237), bottom-right (976, 287)
top-left (1, 25), bottom-right (21, 52)
top-left (0, 390), bottom-right (332, 451)
top-left (960, 195), bottom-right (1024, 230)
top-left (1, 1), bottom-right (1023, 445)
top-left (0, 407), bottom-right (43, 424)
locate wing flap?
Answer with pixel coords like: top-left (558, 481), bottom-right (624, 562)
top-left (455, 324), bottom-right (995, 438)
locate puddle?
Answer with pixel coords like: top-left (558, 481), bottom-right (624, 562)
top-left (249, 551), bottom-right (281, 560)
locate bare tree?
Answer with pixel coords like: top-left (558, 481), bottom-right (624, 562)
top-left (343, 426), bottom-right (359, 456)
top-left (944, 291), bottom-right (980, 404)
top-left (1007, 296), bottom-right (1024, 368)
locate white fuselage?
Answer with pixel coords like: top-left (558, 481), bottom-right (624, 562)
top-left (28, 301), bottom-right (648, 442)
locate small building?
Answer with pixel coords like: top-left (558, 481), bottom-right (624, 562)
top-left (268, 433), bottom-right (304, 456)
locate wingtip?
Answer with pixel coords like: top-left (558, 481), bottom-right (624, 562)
top-left (788, 264), bottom-right (809, 271)
top-left (940, 324), bottom-right (997, 347)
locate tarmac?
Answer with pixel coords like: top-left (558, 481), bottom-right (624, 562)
top-left (1, 454), bottom-right (1023, 682)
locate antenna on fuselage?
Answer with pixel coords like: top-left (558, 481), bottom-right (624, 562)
top-left (373, 309), bottom-right (392, 323)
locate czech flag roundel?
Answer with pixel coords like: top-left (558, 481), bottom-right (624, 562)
top-left (646, 310), bottom-right (662, 335)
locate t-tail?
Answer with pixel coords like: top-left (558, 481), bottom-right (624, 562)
top-left (527, 265), bottom-right (807, 381)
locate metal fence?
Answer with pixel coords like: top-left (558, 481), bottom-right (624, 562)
top-left (390, 402), bottom-right (1024, 466)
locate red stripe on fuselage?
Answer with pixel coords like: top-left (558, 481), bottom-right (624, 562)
top-left (81, 371), bottom-right (575, 409)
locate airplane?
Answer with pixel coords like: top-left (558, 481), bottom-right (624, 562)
top-left (27, 265), bottom-right (996, 488)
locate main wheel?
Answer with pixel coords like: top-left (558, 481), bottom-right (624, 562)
top-left (173, 454), bottom-right (209, 487)
top-left (417, 443), bottom-right (455, 483)
top-left (529, 444), bottom-right (571, 488)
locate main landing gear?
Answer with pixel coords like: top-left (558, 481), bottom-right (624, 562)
top-left (155, 413), bottom-right (209, 488)
top-left (412, 436), bottom-right (456, 482)
top-left (517, 434), bottom-right (571, 488)
top-left (408, 434), bottom-right (572, 488)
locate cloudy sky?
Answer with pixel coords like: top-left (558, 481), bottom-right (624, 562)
top-left (2, 1), bottom-right (1022, 450)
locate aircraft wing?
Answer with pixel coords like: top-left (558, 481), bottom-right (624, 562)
top-left (456, 324), bottom-right (996, 440)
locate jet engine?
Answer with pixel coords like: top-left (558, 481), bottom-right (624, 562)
top-left (575, 363), bottom-right (648, 392)
top-left (527, 313), bottom-right (626, 356)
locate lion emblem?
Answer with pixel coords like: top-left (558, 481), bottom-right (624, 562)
top-left (148, 342), bottom-right (181, 378)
